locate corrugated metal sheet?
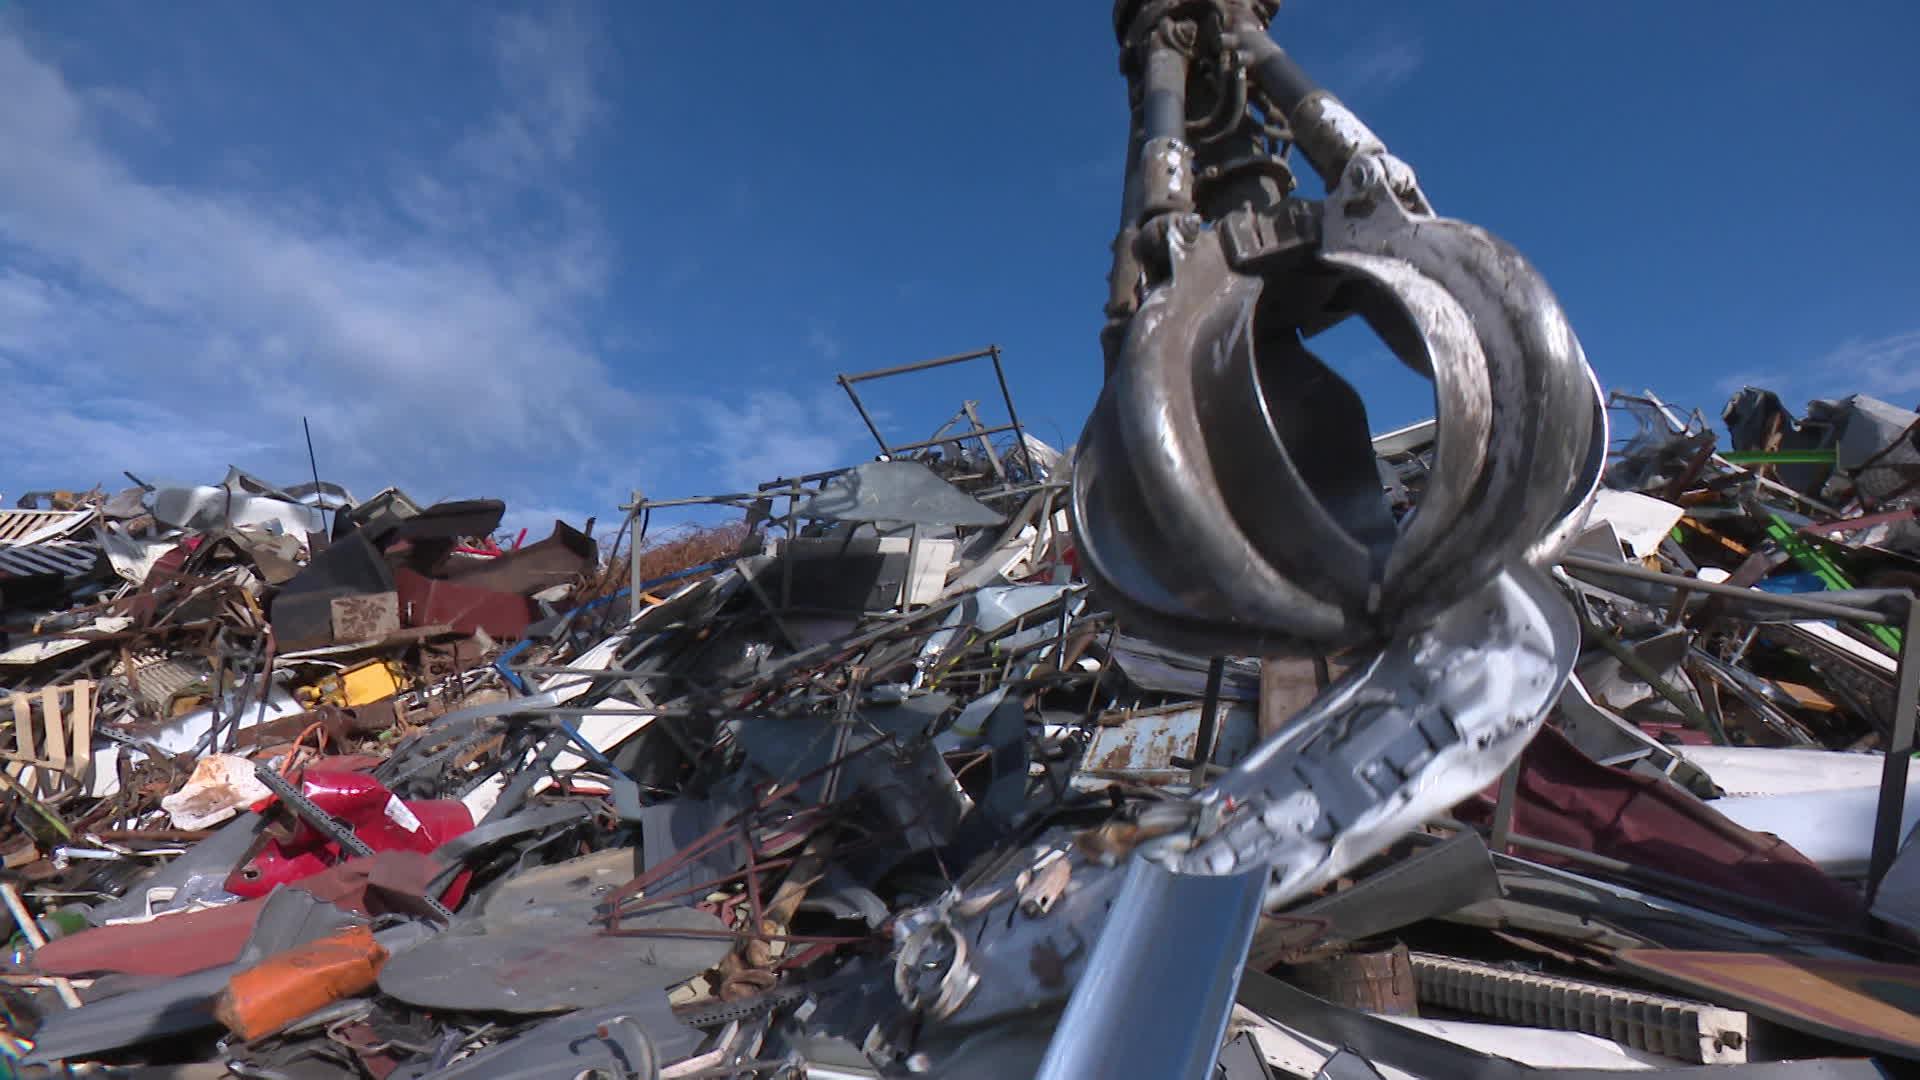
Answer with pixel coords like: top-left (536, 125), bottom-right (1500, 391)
top-left (0, 540), bottom-right (99, 578)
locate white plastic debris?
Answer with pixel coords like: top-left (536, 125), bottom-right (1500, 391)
top-left (159, 753), bottom-right (274, 831)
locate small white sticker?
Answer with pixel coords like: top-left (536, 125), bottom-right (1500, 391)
top-left (384, 795), bottom-right (424, 833)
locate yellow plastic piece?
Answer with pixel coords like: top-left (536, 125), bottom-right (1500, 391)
top-left (296, 660), bottom-right (402, 709)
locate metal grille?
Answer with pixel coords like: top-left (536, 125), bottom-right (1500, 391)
top-left (1409, 951), bottom-right (1749, 1064)
top-left (0, 540), bottom-right (99, 578)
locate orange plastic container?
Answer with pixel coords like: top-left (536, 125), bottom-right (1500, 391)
top-left (214, 924), bottom-right (388, 1041)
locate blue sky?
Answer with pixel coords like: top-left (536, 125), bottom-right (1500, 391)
top-left (2, 1), bottom-right (1916, 537)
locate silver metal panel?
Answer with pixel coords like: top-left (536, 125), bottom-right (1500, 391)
top-left (1034, 859), bottom-right (1266, 1080)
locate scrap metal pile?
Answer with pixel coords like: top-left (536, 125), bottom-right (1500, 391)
top-left (4, 2), bottom-right (1920, 1078)
top-left (4, 383), bottom-right (1919, 1080)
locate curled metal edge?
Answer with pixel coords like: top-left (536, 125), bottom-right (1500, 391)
top-left (1033, 860), bottom-right (1267, 1080)
top-left (1164, 561), bottom-right (1581, 902)
top-left (1524, 362), bottom-right (1610, 568)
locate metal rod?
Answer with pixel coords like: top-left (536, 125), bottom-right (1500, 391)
top-left (1189, 656), bottom-right (1225, 787)
top-left (1559, 554), bottom-right (1900, 625)
top-left (302, 415), bottom-right (328, 531)
top-left (250, 633), bottom-right (277, 750)
top-left (878, 423), bottom-right (1021, 457)
top-left (741, 819), bottom-right (766, 933)
top-left (497, 707), bottom-right (664, 717)
top-left (836, 375), bottom-right (891, 454)
top-left (0, 882), bottom-right (82, 1008)
top-left (1489, 760), bottom-right (1521, 855)
top-left (735, 558), bottom-right (801, 653)
top-left (1636, 389), bottom-right (1845, 518)
top-left (625, 493), bottom-right (773, 511)
top-left (613, 857), bottom-right (799, 920)
top-left (603, 926), bottom-right (868, 946)
top-left (988, 346), bottom-right (1039, 480)
top-left (723, 593), bottom-right (967, 693)
top-left (960, 400), bottom-right (1006, 481)
top-left (782, 481), bottom-right (799, 610)
top-left (1499, 831), bottom-right (1862, 930)
top-left (1869, 599), bottom-right (1920, 896)
top-left (603, 764), bottom-right (870, 921)
top-left (1576, 612), bottom-right (1723, 743)
top-left (838, 346), bottom-right (998, 384)
top-left (1805, 506), bottom-right (1919, 538)
top-left (628, 494), bottom-right (643, 614)
top-left (253, 764), bottom-right (376, 859)
top-left (757, 467), bottom-right (848, 491)
top-left (510, 665), bottom-right (679, 679)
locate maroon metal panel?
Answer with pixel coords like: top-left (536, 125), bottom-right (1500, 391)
top-left (34, 899), bottom-right (265, 978)
top-left (394, 567), bottom-right (532, 640)
top-left (1456, 725), bottom-right (1863, 923)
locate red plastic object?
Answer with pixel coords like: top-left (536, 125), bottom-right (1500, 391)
top-left (226, 770), bottom-right (473, 907)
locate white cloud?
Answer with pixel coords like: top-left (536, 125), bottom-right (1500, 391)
top-left (82, 85), bottom-right (160, 133)
top-left (0, 14), bottom-right (641, 499)
top-left (806, 323), bottom-right (843, 362)
top-left (1820, 330), bottom-right (1920, 401)
top-left (692, 389), bottom-right (869, 492)
top-left (0, 11), bottom-right (952, 526)
top-left (1337, 31), bottom-right (1422, 96)
top-left (455, 9), bottom-right (602, 184)
top-left (0, 12), bottom-right (655, 517)
top-left (1713, 368), bottom-right (1795, 397)
top-left (1708, 330), bottom-right (1920, 410)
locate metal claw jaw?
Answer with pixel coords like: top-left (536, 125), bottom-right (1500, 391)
top-left (1072, 107), bottom-right (1604, 659)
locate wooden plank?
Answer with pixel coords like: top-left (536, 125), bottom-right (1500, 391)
top-left (1259, 657), bottom-right (1318, 741)
top-left (1774, 679), bottom-right (1838, 713)
top-left (9, 692), bottom-right (36, 793)
top-left (68, 679), bottom-right (93, 789)
top-left (39, 686), bottom-right (65, 796)
top-left (1618, 949), bottom-right (1920, 1062)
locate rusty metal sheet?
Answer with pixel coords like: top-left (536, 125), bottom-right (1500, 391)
top-left (436, 519), bottom-right (594, 596)
top-left (395, 567), bottom-right (532, 640)
top-left (1074, 701), bottom-right (1258, 786)
top-left (331, 591), bottom-right (401, 643)
top-left (1616, 949), bottom-right (1920, 1061)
